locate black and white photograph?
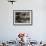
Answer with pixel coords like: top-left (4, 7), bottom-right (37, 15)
top-left (13, 10), bottom-right (32, 25)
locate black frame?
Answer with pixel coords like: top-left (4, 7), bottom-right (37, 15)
top-left (13, 10), bottom-right (33, 26)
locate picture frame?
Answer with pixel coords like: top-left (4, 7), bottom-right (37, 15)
top-left (13, 10), bottom-right (32, 25)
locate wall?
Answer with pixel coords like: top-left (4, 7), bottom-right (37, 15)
top-left (0, 0), bottom-right (46, 42)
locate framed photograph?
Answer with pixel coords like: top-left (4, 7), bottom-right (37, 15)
top-left (13, 10), bottom-right (32, 25)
